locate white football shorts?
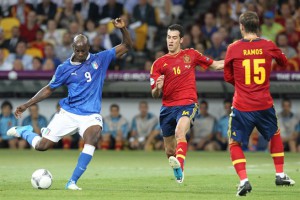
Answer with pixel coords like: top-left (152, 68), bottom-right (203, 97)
top-left (42, 108), bottom-right (103, 142)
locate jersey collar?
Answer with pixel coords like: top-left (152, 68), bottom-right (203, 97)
top-left (69, 53), bottom-right (91, 65)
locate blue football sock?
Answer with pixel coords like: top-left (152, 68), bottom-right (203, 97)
top-left (20, 130), bottom-right (39, 146)
top-left (70, 153), bottom-right (93, 183)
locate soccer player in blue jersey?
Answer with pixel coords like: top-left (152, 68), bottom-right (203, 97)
top-left (7, 18), bottom-right (132, 190)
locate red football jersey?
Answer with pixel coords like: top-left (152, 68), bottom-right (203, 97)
top-left (150, 49), bottom-right (213, 106)
top-left (224, 38), bottom-right (287, 111)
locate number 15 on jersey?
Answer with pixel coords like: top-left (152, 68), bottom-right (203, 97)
top-left (242, 58), bottom-right (266, 85)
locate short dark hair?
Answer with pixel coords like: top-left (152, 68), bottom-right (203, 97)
top-left (282, 98), bottom-right (291, 105)
top-left (224, 99), bottom-right (232, 104)
top-left (139, 101), bottom-right (148, 106)
top-left (1, 100), bottom-right (13, 110)
top-left (200, 100), bottom-right (208, 107)
top-left (239, 11), bottom-right (259, 34)
top-left (168, 24), bottom-right (184, 38)
top-left (110, 104), bottom-right (119, 110)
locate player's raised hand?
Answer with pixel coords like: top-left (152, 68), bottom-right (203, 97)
top-left (156, 75), bottom-right (165, 89)
top-left (15, 104), bottom-right (27, 119)
top-left (112, 18), bottom-right (125, 29)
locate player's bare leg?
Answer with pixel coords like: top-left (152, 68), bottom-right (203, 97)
top-left (270, 130), bottom-right (295, 186)
top-left (66, 125), bottom-right (101, 190)
top-left (229, 138), bottom-right (252, 196)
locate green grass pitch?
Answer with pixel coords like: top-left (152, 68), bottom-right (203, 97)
top-left (0, 150), bottom-right (299, 200)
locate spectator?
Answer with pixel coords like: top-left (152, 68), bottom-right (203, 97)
top-left (55, 32), bottom-right (72, 62)
top-left (32, 56), bottom-right (43, 70)
top-left (19, 11), bottom-right (40, 43)
top-left (43, 20), bottom-right (61, 45)
top-left (0, 101), bottom-right (19, 148)
top-left (101, 0), bottom-right (124, 20)
top-left (133, 0), bottom-right (158, 50)
top-left (36, 0), bottom-right (58, 25)
top-left (228, 0), bottom-right (246, 22)
top-left (215, 2), bottom-right (233, 30)
top-left (217, 26), bottom-right (232, 46)
top-left (43, 43), bottom-right (61, 68)
top-left (151, 0), bottom-right (172, 27)
top-left (284, 18), bottom-right (300, 50)
top-left (42, 58), bottom-right (55, 71)
top-left (201, 12), bottom-right (218, 39)
top-left (29, 28), bottom-right (48, 55)
top-left (55, 0), bottom-right (83, 29)
top-left (74, 0), bottom-right (100, 23)
top-left (261, 11), bottom-right (284, 42)
top-left (12, 59), bottom-right (24, 71)
top-left (3, 26), bottom-right (21, 53)
top-left (5, 41), bottom-right (33, 70)
top-left (0, 28), bottom-right (7, 49)
top-left (22, 104), bottom-right (48, 135)
top-left (204, 32), bottom-right (227, 60)
top-left (0, 48), bottom-right (12, 71)
top-left (181, 33), bottom-right (193, 49)
top-left (98, 22), bottom-right (121, 50)
top-left (276, 33), bottom-right (297, 59)
top-left (291, 41), bottom-right (300, 70)
top-left (8, 0), bottom-right (34, 24)
top-left (171, 0), bottom-right (184, 23)
top-left (123, 0), bottom-right (139, 16)
top-left (89, 35), bottom-right (106, 54)
top-left (129, 101), bottom-right (158, 150)
top-left (144, 123), bottom-right (163, 151)
top-left (68, 21), bottom-right (82, 39)
top-left (189, 100), bottom-right (219, 151)
top-left (216, 99), bottom-right (232, 151)
top-left (144, 59), bottom-right (152, 71)
top-left (83, 19), bottom-right (97, 44)
top-left (277, 98), bottom-right (299, 152)
top-left (101, 104), bottom-right (129, 150)
top-left (189, 24), bottom-right (208, 49)
top-left (275, 3), bottom-right (292, 27)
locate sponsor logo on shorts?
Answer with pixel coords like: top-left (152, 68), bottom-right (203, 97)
top-left (182, 111), bottom-right (189, 115)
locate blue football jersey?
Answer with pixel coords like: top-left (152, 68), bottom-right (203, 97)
top-left (49, 48), bottom-right (116, 115)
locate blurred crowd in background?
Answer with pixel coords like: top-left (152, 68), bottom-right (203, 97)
top-left (1, 98), bottom-right (300, 152)
top-left (0, 0), bottom-right (299, 71)
top-left (0, 1), bottom-right (300, 151)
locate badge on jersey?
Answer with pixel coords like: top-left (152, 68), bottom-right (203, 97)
top-left (183, 54), bottom-right (191, 69)
top-left (92, 61), bottom-right (99, 70)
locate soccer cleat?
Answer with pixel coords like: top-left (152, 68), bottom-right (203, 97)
top-left (65, 180), bottom-right (82, 190)
top-left (7, 125), bottom-right (33, 137)
top-left (275, 174), bottom-right (295, 186)
top-left (236, 181), bottom-right (252, 196)
top-left (169, 156), bottom-right (184, 183)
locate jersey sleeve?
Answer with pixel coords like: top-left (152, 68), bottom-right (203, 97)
top-left (224, 44), bottom-right (235, 85)
top-left (95, 48), bottom-right (116, 72)
top-left (192, 49), bottom-right (214, 70)
top-left (48, 65), bottom-right (68, 89)
top-left (150, 59), bottom-right (162, 90)
top-left (268, 41), bottom-right (288, 68)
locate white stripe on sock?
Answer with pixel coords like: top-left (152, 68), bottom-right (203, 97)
top-left (32, 136), bottom-right (42, 149)
top-left (82, 144), bottom-right (96, 156)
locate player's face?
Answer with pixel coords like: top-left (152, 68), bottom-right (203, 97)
top-left (166, 30), bottom-right (183, 54)
top-left (73, 43), bottom-right (90, 63)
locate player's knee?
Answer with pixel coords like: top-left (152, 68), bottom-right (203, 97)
top-left (84, 127), bottom-right (101, 145)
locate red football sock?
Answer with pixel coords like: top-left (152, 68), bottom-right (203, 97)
top-left (115, 140), bottom-right (123, 150)
top-left (270, 130), bottom-right (284, 173)
top-left (101, 141), bottom-right (109, 150)
top-left (230, 143), bottom-right (247, 180)
top-left (176, 139), bottom-right (187, 171)
top-left (62, 138), bottom-right (71, 149)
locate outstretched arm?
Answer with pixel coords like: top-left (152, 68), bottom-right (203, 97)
top-left (209, 60), bottom-right (224, 71)
top-left (15, 85), bottom-right (55, 119)
top-left (151, 75), bottom-right (164, 98)
top-left (113, 18), bottom-right (133, 58)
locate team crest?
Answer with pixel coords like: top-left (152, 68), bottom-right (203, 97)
top-left (92, 61), bottom-right (99, 69)
top-left (183, 54), bottom-right (191, 63)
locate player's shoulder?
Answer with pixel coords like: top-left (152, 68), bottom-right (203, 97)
top-left (183, 48), bottom-right (198, 55)
top-left (228, 39), bottom-right (242, 48)
top-left (153, 54), bottom-right (168, 66)
top-left (55, 59), bottom-right (71, 72)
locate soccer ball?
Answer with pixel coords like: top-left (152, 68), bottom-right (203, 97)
top-left (31, 169), bottom-right (53, 189)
